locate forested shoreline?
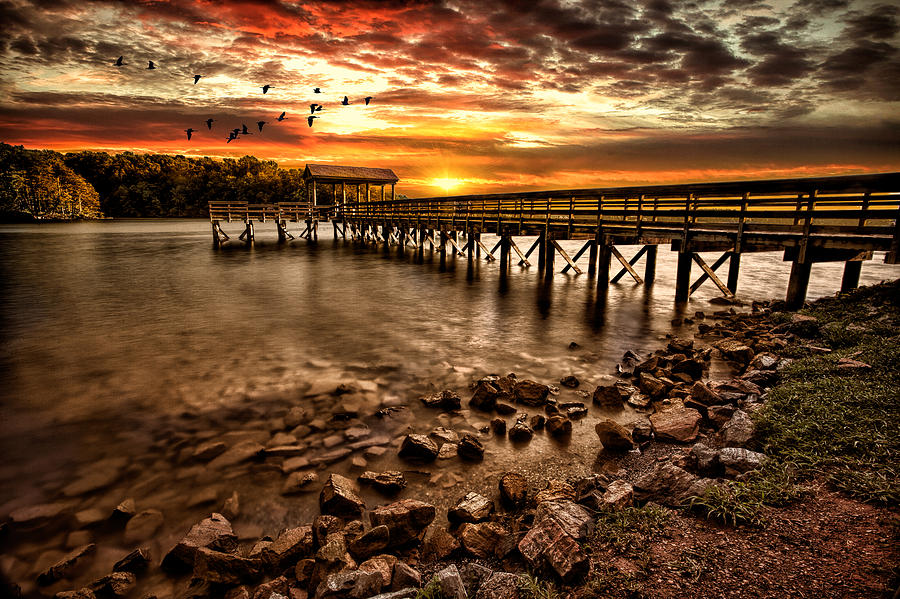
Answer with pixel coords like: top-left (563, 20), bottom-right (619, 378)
top-left (0, 143), bottom-right (309, 221)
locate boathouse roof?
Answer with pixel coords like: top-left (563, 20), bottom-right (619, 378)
top-left (303, 164), bottom-right (399, 183)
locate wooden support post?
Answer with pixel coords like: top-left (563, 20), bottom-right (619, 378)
top-left (552, 240), bottom-right (582, 274)
top-left (596, 236), bottom-right (611, 291)
top-left (509, 237), bottom-right (530, 267)
top-left (447, 233), bottom-right (466, 256)
top-left (688, 251), bottom-right (731, 295)
top-left (562, 240), bottom-right (592, 274)
top-left (211, 221), bottom-right (222, 245)
top-left (644, 245), bottom-right (657, 284)
top-left (544, 236), bottom-right (556, 277)
top-left (675, 251), bottom-right (692, 302)
top-left (786, 260), bottom-right (812, 309)
top-left (841, 260), bottom-right (862, 293)
top-left (727, 252), bottom-right (741, 294)
top-left (466, 230), bottom-right (475, 258)
top-left (610, 246), bottom-right (643, 284)
top-left (588, 239), bottom-right (598, 276)
top-left (522, 236), bottom-right (541, 266)
top-left (475, 237), bottom-right (496, 261)
top-left (691, 253), bottom-right (734, 297)
top-left (611, 245), bottom-right (649, 283)
top-left (499, 234), bottom-right (511, 271)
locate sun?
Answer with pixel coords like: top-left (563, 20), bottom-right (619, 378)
top-left (432, 178), bottom-right (464, 192)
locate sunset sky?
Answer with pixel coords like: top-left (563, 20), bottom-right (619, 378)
top-left (0, 0), bottom-right (898, 196)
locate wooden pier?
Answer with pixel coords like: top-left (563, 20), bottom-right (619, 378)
top-left (209, 172), bottom-right (900, 309)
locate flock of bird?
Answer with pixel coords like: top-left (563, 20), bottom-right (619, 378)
top-left (113, 56), bottom-right (375, 143)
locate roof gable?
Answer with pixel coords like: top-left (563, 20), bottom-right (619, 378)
top-left (304, 164), bottom-right (399, 183)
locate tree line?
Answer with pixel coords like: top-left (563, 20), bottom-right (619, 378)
top-left (0, 143), bottom-right (316, 221)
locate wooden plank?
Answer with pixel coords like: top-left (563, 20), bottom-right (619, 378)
top-left (551, 240), bottom-right (582, 275)
top-left (610, 245), bottom-right (642, 284)
top-left (476, 238), bottom-right (497, 261)
top-left (689, 251), bottom-right (730, 295)
top-left (610, 245), bottom-right (649, 283)
top-left (446, 233), bottom-right (467, 256)
top-left (691, 252), bottom-right (734, 297)
top-left (509, 237), bottom-right (530, 266)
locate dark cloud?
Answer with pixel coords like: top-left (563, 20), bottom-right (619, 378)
top-left (843, 4), bottom-right (899, 40)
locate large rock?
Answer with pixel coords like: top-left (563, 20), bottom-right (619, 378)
top-left (690, 442), bottom-right (721, 475)
top-left (716, 338), bottom-right (754, 364)
top-left (518, 517), bottom-right (588, 582)
top-left (262, 526), bottom-right (314, 570)
top-left (638, 372), bottom-right (667, 399)
top-left (475, 572), bottom-right (521, 599)
top-left (600, 480), bottom-right (634, 510)
top-left (348, 525), bottom-right (390, 560)
top-left (672, 358), bottom-right (704, 380)
top-left (719, 447), bottom-right (766, 475)
top-left (690, 381), bottom-right (724, 405)
top-left (434, 564), bottom-right (467, 599)
top-left (420, 390), bottom-right (461, 411)
top-left (595, 419), bottom-right (633, 451)
top-left (320, 474), bottom-right (365, 519)
top-left (37, 543), bottom-right (96, 585)
top-left (513, 380), bottom-right (550, 406)
top-left (507, 421), bottom-right (534, 442)
top-left (162, 513), bottom-right (237, 572)
top-left (422, 527), bottom-right (461, 560)
top-left (369, 499), bottom-right (435, 547)
top-left (358, 471), bottom-right (406, 495)
top-left (593, 381), bottom-right (637, 407)
top-left (499, 473), bottom-right (528, 509)
top-left (458, 521), bottom-right (509, 559)
top-left (632, 463), bottom-right (699, 506)
top-left (457, 434), bottom-right (485, 461)
top-left (469, 381), bottom-right (500, 411)
top-left (448, 492), bottom-right (494, 524)
top-left (397, 435), bottom-right (439, 462)
top-left (393, 562), bottom-right (421, 589)
top-left (316, 570), bottom-right (383, 599)
top-left (357, 555), bottom-right (397, 589)
top-left (192, 547), bottom-right (262, 585)
top-left (535, 501), bottom-right (594, 540)
top-left (545, 415), bottom-right (572, 438)
top-left (311, 535), bottom-right (357, 592)
top-left (649, 407), bottom-right (701, 443)
top-left (721, 409), bottom-right (755, 447)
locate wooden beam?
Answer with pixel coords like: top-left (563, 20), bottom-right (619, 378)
top-left (475, 238), bottom-right (496, 261)
top-left (551, 240), bottom-right (582, 275)
top-left (562, 240), bottom-right (593, 273)
top-left (509, 237), bottom-right (530, 266)
top-left (841, 260), bottom-right (862, 292)
top-left (610, 245), bottom-right (649, 283)
top-left (446, 232), bottom-right (467, 255)
top-left (609, 245), bottom-right (642, 284)
top-left (675, 251), bottom-right (691, 302)
top-left (786, 260), bottom-right (812, 309)
top-left (688, 251), bottom-right (730, 295)
top-left (691, 252), bottom-right (734, 297)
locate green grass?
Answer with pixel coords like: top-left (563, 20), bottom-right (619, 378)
top-left (518, 573), bottom-right (561, 599)
top-left (692, 280), bottom-right (900, 523)
top-left (592, 504), bottom-right (671, 553)
top-left (415, 577), bottom-right (448, 599)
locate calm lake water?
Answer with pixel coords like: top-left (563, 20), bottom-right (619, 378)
top-left (1, 219), bottom-right (897, 596)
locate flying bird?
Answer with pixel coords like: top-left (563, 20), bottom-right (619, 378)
top-left (276, 111), bottom-right (287, 121)
top-left (184, 128), bottom-right (195, 140)
top-left (364, 96), bottom-right (373, 105)
top-left (193, 75), bottom-right (202, 84)
top-left (309, 103), bottom-right (319, 114)
top-left (257, 121), bottom-right (266, 132)
top-left (315, 104), bottom-right (323, 112)
top-left (114, 56), bottom-right (125, 67)
top-left (261, 84), bottom-right (273, 94)
top-left (313, 88), bottom-right (321, 93)
top-left (226, 131), bottom-right (237, 143)
top-left (147, 61), bottom-right (156, 70)
top-left (241, 123), bottom-right (251, 135)
top-left (341, 96), bottom-right (349, 105)
top-left (231, 128), bottom-right (240, 135)
top-left (307, 115), bottom-right (318, 127)
top-left (205, 118), bottom-right (214, 130)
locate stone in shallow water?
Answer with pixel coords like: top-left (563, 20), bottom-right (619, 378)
top-left (457, 434), bottom-right (484, 461)
top-left (429, 426), bottom-right (459, 444)
top-left (420, 390), bottom-right (462, 411)
top-left (282, 471), bottom-right (319, 495)
top-left (437, 443), bottom-right (458, 459)
top-left (319, 474), bottom-right (365, 518)
top-left (595, 419), bottom-right (633, 451)
top-left (124, 509), bottom-right (164, 543)
top-left (514, 380), bottom-right (550, 406)
top-left (36, 543), bottom-right (96, 585)
top-left (86, 571), bottom-right (136, 597)
top-left (207, 440), bottom-right (264, 469)
top-left (507, 421), bottom-right (534, 443)
top-left (358, 471), bottom-right (406, 495)
top-left (545, 415), bottom-right (572, 438)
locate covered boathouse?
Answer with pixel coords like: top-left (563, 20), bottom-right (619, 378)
top-left (302, 164), bottom-right (400, 212)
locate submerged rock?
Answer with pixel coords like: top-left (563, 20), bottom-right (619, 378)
top-left (514, 380), bottom-right (550, 406)
top-left (507, 421), bottom-right (534, 443)
top-left (420, 390), bottom-right (462, 411)
top-left (37, 543), bottom-right (96, 585)
top-left (457, 434), bottom-right (485, 461)
top-left (546, 415), bottom-right (572, 438)
top-left (358, 471), bottom-right (406, 495)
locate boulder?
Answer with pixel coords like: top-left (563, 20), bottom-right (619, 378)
top-left (716, 339), bottom-right (754, 364)
top-left (358, 471), bottom-right (406, 495)
top-left (690, 381), bottom-right (724, 405)
top-left (469, 381), bottom-right (500, 411)
top-left (507, 421), bottom-right (534, 442)
top-left (631, 420), bottom-right (652, 443)
top-left (420, 390), bottom-right (461, 411)
top-left (518, 517), bottom-right (588, 582)
top-left (448, 492), bottom-right (494, 524)
top-left (422, 527), bottom-right (461, 560)
top-left (37, 543), bottom-right (96, 585)
top-left (593, 381), bottom-right (638, 407)
top-left (490, 418), bottom-right (506, 435)
top-left (499, 473), bottom-right (528, 509)
top-left (719, 447), bottom-right (766, 475)
top-left (534, 480), bottom-right (576, 504)
top-left (649, 407), bottom-right (701, 443)
top-left (707, 404), bottom-right (736, 428)
top-left (192, 547), bottom-right (262, 585)
top-left (162, 513), bottom-right (238, 572)
top-left (638, 372), bottom-right (667, 399)
top-left (721, 409), bottom-right (755, 447)
top-left (311, 535), bottom-right (357, 592)
top-left (595, 419), bottom-right (633, 451)
top-left (357, 555), bottom-right (397, 589)
top-left (369, 499), bottom-right (435, 547)
top-left (112, 548), bottom-right (151, 574)
top-left (457, 434), bottom-right (485, 461)
top-left (397, 435), bottom-right (438, 462)
top-left (600, 480), bottom-right (634, 510)
top-left (672, 358), bottom-right (704, 380)
top-left (545, 415), bottom-right (572, 438)
top-left (458, 521), bottom-right (509, 559)
top-left (529, 414), bottom-right (546, 430)
top-left (392, 562), bottom-right (421, 590)
top-left (262, 526), bottom-right (314, 570)
top-left (320, 474), bottom-right (365, 519)
top-left (433, 565), bottom-right (467, 599)
top-left (690, 442), bottom-right (720, 475)
top-left (474, 572), bottom-right (521, 599)
top-left (348, 525), bottom-right (390, 560)
top-left (513, 380), bottom-right (550, 406)
top-left (632, 462), bottom-right (699, 506)
top-left (535, 501), bottom-right (594, 540)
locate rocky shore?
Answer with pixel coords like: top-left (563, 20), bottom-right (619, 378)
top-left (2, 282), bottom-right (898, 599)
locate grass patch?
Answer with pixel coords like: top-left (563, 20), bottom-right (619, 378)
top-left (690, 463), bottom-right (802, 526)
top-left (415, 577), bottom-right (448, 599)
top-left (518, 573), bottom-right (561, 599)
top-left (592, 504), bottom-right (671, 553)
